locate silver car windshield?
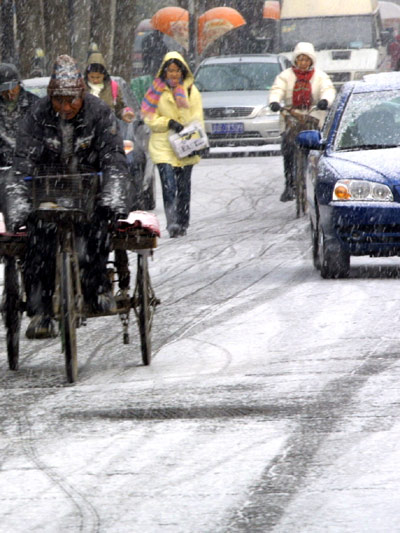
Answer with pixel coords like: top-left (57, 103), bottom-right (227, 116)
top-left (195, 62), bottom-right (281, 92)
top-left (335, 90), bottom-right (400, 151)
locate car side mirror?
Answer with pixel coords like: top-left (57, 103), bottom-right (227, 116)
top-left (296, 130), bottom-right (324, 150)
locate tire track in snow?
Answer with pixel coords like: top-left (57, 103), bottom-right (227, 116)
top-left (15, 411), bottom-right (101, 532)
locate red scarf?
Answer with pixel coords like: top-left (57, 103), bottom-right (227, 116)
top-left (292, 67), bottom-right (314, 109)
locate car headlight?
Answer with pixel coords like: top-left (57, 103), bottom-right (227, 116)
top-left (333, 179), bottom-right (393, 202)
top-left (256, 105), bottom-right (274, 117)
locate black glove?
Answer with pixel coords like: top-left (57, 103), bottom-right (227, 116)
top-left (317, 99), bottom-right (328, 110)
top-left (168, 119), bottom-right (184, 133)
top-left (269, 102), bottom-right (281, 112)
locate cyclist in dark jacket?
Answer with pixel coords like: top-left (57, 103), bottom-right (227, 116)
top-left (8, 55), bottom-right (129, 338)
top-left (0, 63), bottom-right (38, 213)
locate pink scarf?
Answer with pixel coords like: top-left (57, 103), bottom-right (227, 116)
top-left (141, 77), bottom-right (189, 116)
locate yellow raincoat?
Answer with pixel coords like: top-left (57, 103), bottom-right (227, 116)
top-left (143, 51), bottom-right (204, 168)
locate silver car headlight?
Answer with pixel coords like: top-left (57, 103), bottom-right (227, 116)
top-left (333, 179), bottom-right (393, 202)
top-left (256, 105), bottom-right (274, 117)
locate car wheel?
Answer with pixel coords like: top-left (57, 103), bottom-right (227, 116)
top-left (318, 220), bottom-right (350, 279)
top-left (310, 217), bottom-right (320, 270)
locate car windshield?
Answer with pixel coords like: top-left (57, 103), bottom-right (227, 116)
top-left (23, 82), bottom-right (47, 97)
top-left (195, 62), bottom-right (281, 91)
top-left (281, 15), bottom-right (375, 50)
top-left (335, 90), bottom-right (400, 150)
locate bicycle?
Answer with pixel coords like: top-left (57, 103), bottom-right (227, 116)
top-left (280, 106), bottom-right (319, 218)
top-left (0, 172), bottom-right (160, 383)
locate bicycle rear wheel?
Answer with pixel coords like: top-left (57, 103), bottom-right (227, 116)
top-left (4, 258), bottom-right (22, 370)
top-left (136, 253), bottom-right (152, 365)
top-left (60, 252), bottom-right (78, 383)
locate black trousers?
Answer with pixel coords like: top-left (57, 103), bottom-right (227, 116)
top-left (157, 163), bottom-right (193, 231)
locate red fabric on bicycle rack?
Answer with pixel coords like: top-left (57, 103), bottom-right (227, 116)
top-left (116, 211), bottom-right (161, 237)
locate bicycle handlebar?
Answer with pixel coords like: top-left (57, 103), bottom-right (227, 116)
top-left (280, 105), bottom-right (318, 120)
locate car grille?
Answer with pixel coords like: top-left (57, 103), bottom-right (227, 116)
top-left (338, 224), bottom-right (400, 246)
top-left (204, 107), bottom-right (254, 119)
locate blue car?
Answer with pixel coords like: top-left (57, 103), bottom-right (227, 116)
top-left (297, 72), bottom-right (400, 278)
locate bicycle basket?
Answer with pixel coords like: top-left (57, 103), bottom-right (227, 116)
top-left (31, 173), bottom-right (99, 214)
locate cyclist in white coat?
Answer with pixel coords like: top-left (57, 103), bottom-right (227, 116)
top-left (269, 42), bottom-right (336, 201)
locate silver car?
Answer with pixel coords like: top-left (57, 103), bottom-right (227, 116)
top-left (194, 55), bottom-right (291, 147)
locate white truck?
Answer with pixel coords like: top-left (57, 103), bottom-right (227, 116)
top-left (279, 0), bottom-right (391, 88)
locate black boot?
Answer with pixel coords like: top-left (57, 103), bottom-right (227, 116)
top-left (280, 182), bottom-right (295, 202)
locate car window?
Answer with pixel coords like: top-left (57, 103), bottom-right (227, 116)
top-left (335, 90), bottom-right (400, 150)
top-left (24, 85), bottom-right (47, 97)
top-left (195, 62), bottom-right (281, 91)
top-left (23, 80), bottom-right (48, 97)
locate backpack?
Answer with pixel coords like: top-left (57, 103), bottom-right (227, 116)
top-left (111, 79), bottom-right (119, 104)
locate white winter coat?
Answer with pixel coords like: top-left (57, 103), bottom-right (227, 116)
top-left (269, 67), bottom-right (336, 130)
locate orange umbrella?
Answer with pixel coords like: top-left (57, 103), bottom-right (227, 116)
top-left (263, 1), bottom-right (280, 20)
top-left (197, 7), bottom-right (246, 54)
top-left (151, 7), bottom-right (189, 49)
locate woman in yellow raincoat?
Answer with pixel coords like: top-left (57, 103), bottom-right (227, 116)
top-left (141, 51), bottom-right (204, 238)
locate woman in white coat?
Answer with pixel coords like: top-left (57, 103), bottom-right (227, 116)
top-left (269, 42), bottom-right (336, 202)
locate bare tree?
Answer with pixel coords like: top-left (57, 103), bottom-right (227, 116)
top-left (43, 0), bottom-right (71, 71)
top-left (14, 0), bottom-right (45, 77)
top-left (70, 0), bottom-right (91, 70)
top-left (113, 0), bottom-right (136, 79)
top-left (90, 0), bottom-right (116, 67)
top-left (1, 0), bottom-right (16, 64)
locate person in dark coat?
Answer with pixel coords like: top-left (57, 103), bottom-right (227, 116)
top-left (8, 55), bottom-right (129, 338)
top-left (142, 30), bottom-right (170, 77)
top-left (0, 63), bottom-right (39, 215)
top-left (0, 63), bottom-right (39, 167)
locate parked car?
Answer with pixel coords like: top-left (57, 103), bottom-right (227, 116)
top-left (194, 54), bottom-right (291, 146)
top-left (296, 71), bottom-right (400, 278)
top-left (23, 76), bottom-right (156, 210)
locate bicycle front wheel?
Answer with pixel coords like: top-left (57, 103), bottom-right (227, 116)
top-left (4, 258), bottom-right (22, 370)
top-left (60, 252), bottom-right (78, 383)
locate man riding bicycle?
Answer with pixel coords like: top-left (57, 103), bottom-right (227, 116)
top-left (269, 42), bottom-right (336, 202)
top-left (7, 55), bottom-right (129, 338)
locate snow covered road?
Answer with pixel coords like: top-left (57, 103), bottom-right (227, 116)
top-left (1, 155), bottom-right (400, 532)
